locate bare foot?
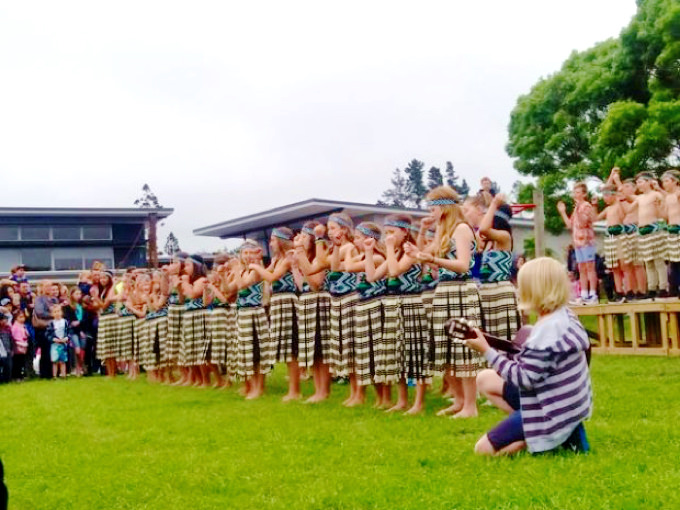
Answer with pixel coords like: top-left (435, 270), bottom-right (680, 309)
top-left (245, 390), bottom-right (263, 400)
top-left (436, 404), bottom-right (462, 417)
top-left (405, 405), bottom-right (424, 415)
top-left (386, 403), bottom-right (408, 413)
top-left (346, 397), bottom-right (366, 407)
top-left (282, 393), bottom-right (302, 402)
top-left (451, 409), bottom-right (478, 419)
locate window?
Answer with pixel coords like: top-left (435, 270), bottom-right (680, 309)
top-left (0, 227), bottom-right (19, 241)
top-left (21, 249), bottom-right (52, 271)
top-left (21, 226), bottom-right (50, 241)
top-left (82, 225), bottom-right (111, 240)
top-left (52, 226), bottom-right (81, 240)
top-left (54, 257), bottom-right (84, 271)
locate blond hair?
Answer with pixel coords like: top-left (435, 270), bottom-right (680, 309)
top-left (328, 212), bottom-right (354, 241)
top-left (425, 185), bottom-right (465, 257)
top-left (517, 257), bottom-right (570, 314)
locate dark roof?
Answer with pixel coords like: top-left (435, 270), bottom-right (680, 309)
top-left (0, 207), bottom-right (174, 220)
top-left (193, 198), bottom-right (427, 239)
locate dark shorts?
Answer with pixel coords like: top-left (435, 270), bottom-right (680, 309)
top-left (487, 382), bottom-right (524, 452)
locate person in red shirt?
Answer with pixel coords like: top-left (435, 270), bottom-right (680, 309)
top-left (557, 182), bottom-right (598, 304)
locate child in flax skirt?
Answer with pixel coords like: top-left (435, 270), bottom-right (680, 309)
top-left (250, 227), bottom-right (301, 402)
top-left (407, 185), bottom-right (483, 418)
top-left (293, 221), bottom-right (332, 403)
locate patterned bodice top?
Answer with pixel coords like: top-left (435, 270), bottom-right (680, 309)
top-left (147, 305), bottom-right (168, 319)
top-left (237, 282), bottom-right (263, 308)
top-left (386, 263), bottom-right (422, 295)
top-left (438, 237), bottom-right (476, 281)
top-left (184, 297), bottom-right (204, 311)
top-left (326, 271), bottom-right (357, 296)
top-left (207, 298), bottom-right (229, 310)
top-left (356, 273), bottom-right (387, 301)
top-left (101, 304), bottom-right (116, 316)
top-left (420, 267), bottom-right (439, 291)
top-left (168, 289), bottom-right (181, 306)
top-left (480, 250), bottom-right (513, 283)
top-left (119, 304), bottom-right (136, 317)
top-left (272, 271), bottom-right (297, 294)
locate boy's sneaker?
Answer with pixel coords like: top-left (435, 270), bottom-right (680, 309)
top-left (626, 291), bottom-right (636, 302)
top-left (561, 423), bottom-right (590, 454)
top-left (585, 295), bottom-right (599, 305)
top-left (569, 298), bottom-right (584, 306)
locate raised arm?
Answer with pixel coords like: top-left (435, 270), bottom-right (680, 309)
top-left (363, 238), bottom-right (388, 282)
top-left (250, 258), bottom-right (291, 283)
top-left (479, 194), bottom-right (512, 249)
top-left (556, 201), bottom-right (572, 229)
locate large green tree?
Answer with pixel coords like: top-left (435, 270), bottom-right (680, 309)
top-left (507, 0), bottom-right (680, 229)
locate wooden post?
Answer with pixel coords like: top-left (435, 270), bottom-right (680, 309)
top-left (148, 212), bottom-right (158, 269)
top-left (533, 188), bottom-right (545, 257)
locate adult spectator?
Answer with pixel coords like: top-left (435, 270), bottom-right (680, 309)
top-left (33, 281), bottom-right (59, 379)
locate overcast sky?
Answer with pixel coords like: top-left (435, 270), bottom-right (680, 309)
top-left (0, 1), bottom-right (638, 252)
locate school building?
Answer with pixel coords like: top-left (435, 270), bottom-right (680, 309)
top-left (0, 207), bottom-right (173, 278)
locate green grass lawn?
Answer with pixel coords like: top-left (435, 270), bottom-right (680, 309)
top-left (2, 356), bottom-right (680, 509)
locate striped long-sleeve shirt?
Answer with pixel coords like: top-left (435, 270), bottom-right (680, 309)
top-left (484, 307), bottom-right (593, 453)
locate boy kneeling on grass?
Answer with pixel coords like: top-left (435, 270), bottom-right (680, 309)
top-left (466, 257), bottom-right (593, 456)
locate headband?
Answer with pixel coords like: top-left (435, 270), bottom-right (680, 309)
top-left (356, 225), bottom-right (381, 240)
top-left (302, 226), bottom-right (316, 236)
top-left (662, 171), bottom-right (680, 182)
top-left (426, 198), bottom-right (458, 207)
top-left (495, 210), bottom-right (511, 223)
top-left (240, 241), bottom-right (261, 252)
top-left (637, 173), bottom-right (656, 181)
top-left (329, 215), bottom-right (352, 229)
top-left (104, 270), bottom-right (114, 277)
top-left (189, 254), bottom-right (205, 265)
top-left (384, 219), bottom-right (412, 230)
top-left (272, 228), bottom-right (293, 241)
top-left (175, 253), bottom-right (187, 262)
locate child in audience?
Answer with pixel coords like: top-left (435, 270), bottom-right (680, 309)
top-left (0, 315), bottom-right (12, 384)
top-left (47, 304), bottom-right (70, 378)
top-left (11, 311), bottom-right (29, 380)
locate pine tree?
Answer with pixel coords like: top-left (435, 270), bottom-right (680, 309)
top-left (403, 159), bottom-right (426, 208)
top-left (445, 161), bottom-right (457, 189)
top-left (427, 166), bottom-right (443, 189)
top-left (164, 232), bottom-right (180, 256)
top-left (134, 184), bottom-right (163, 209)
top-left (134, 184), bottom-right (163, 268)
top-left (378, 168), bottom-right (410, 207)
top-left (457, 178), bottom-right (470, 198)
